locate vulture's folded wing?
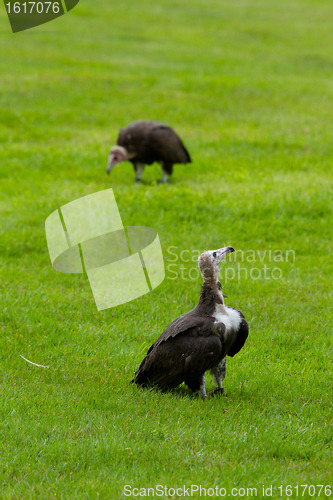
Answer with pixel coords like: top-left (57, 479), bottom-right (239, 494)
top-left (133, 333), bottom-right (223, 390)
top-left (148, 126), bottom-right (191, 164)
top-left (151, 309), bottom-right (215, 351)
top-left (227, 315), bottom-right (249, 357)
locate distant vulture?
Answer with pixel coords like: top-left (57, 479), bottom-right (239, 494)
top-left (107, 121), bottom-right (191, 182)
top-left (132, 246), bottom-right (249, 398)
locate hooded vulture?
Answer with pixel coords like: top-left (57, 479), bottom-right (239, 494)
top-left (106, 121), bottom-right (191, 182)
top-left (132, 246), bottom-right (249, 398)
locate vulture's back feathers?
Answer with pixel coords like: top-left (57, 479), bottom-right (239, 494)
top-left (150, 308), bottom-right (215, 351)
top-left (148, 125), bottom-right (191, 164)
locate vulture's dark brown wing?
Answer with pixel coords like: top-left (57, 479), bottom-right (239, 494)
top-left (150, 308), bottom-right (215, 351)
top-left (133, 333), bottom-right (223, 390)
top-left (147, 125), bottom-right (191, 164)
top-left (227, 312), bottom-right (249, 357)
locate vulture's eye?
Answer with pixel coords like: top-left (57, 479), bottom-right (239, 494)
top-left (213, 252), bottom-right (217, 258)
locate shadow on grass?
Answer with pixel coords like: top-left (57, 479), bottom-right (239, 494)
top-left (131, 381), bottom-right (231, 401)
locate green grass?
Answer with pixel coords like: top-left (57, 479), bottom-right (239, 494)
top-left (0, 0), bottom-right (332, 498)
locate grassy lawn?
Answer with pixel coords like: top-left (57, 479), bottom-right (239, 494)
top-left (0, 0), bottom-right (332, 498)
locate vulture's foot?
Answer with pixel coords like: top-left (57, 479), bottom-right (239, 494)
top-left (157, 179), bottom-right (169, 184)
top-left (209, 387), bottom-right (226, 399)
top-left (135, 179), bottom-right (149, 185)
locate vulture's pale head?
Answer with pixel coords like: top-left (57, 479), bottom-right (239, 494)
top-left (198, 246), bottom-right (234, 284)
top-left (107, 146), bottom-right (128, 174)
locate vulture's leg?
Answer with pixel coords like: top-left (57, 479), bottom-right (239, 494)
top-left (186, 372), bottom-right (207, 398)
top-left (187, 373), bottom-right (207, 398)
top-left (210, 357), bottom-right (226, 389)
top-left (158, 161), bottom-right (173, 183)
top-left (161, 171), bottom-right (169, 183)
top-left (134, 162), bottom-right (145, 182)
top-left (198, 373), bottom-right (207, 399)
top-left (209, 357), bottom-right (227, 397)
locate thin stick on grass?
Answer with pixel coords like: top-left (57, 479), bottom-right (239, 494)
top-left (19, 355), bottom-right (49, 369)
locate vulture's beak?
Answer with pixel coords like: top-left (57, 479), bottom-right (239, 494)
top-left (216, 246), bottom-right (235, 264)
top-left (106, 154), bottom-right (117, 175)
top-left (214, 246), bottom-right (234, 281)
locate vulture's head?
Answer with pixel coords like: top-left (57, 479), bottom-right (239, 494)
top-left (106, 146), bottom-right (128, 175)
top-left (198, 246), bottom-right (234, 284)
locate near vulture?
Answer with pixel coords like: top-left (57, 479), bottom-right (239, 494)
top-left (132, 246), bottom-right (249, 398)
top-left (106, 121), bottom-right (191, 182)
